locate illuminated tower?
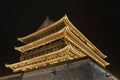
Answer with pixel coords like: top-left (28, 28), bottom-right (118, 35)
top-left (3, 15), bottom-right (118, 80)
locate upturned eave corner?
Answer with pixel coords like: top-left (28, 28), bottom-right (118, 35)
top-left (17, 37), bottom-right (26, 43)
top-left (5, 63), bottom-right (12, 70)
top-left (14, 46), bottom-right (22, 52)
top-left (17, 37), bottom-right (22, 42)
top-left (5, 63), bottom-right (9, 68)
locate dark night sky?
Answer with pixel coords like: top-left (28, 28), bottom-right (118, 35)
top-left (0, 0), bottom-right (120, 78)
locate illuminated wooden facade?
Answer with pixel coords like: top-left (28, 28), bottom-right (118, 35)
top-left (5, 15), bottom-right (109, 73)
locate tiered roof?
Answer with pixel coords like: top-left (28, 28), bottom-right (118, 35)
top-left (6, 15), bottom-right (109, 72)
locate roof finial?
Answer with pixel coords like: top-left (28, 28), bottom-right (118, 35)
top-left (45, 16), bottom-right (49, 20)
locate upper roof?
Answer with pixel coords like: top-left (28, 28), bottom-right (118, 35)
top-left (17, 16), bottom-right (63, 44)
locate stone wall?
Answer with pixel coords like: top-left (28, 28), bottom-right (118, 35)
top-left (90, 61), bottom-right (119, 80)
